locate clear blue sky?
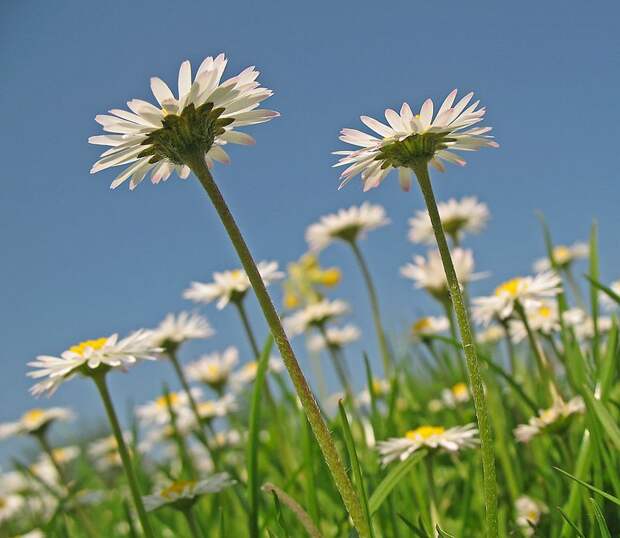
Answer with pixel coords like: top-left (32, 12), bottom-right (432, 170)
top-left (2, 1), bottom-right (619, 458)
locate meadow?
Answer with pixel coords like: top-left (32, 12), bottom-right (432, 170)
top-left (1, 53), bottom-right (619, 538)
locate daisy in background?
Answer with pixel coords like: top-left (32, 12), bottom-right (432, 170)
top-left (283, 299), bottom-right (349, 337)
top-left (149, 311), bottom-right (214, 353)
top-left (509, 301), bottom-right (560, 343)
top-left (305, 204), bottom-right (393, 373)
top-left (89, 54), bottom-right (278, 190)
top-left (472, 272), bottom-right (563, 326)
top-left (136, 390), bottom-right (200, 426)
top-left (0, 493), bottom-right (24, 524)
top-left (401, 248), bottom-right (483, 303)
top-left (0, 408), bottom-right (74, 440)
top-left (514, 395), bottom-right (585, 443)
top-left (356, 378), bottom-right (390, 408)
top-left (477, 324), bottom-right (505, 345)
top-left (229, 357), bottom-right (285, 392)
top-left (409, 196), bottom-right (489, 245)
top-left (307, 324), bottom-right (360, 352)
top-left (282, 253), bottom-right (341, 310)
top-left (27, 331), bottom-right (160, 397)
top-left (377, 424), bottom-right (479, 465)
top-left (305, 203), bottom-right (389, 252)
top-left (441, 382), bottom-right (470, 408)
top-left (185, 347), bottom-right (239, 393)
top-left (184, 261), bottom-right (283, 310)
top-left (600, 279), bottom-right (620, 310)
top-left (88, 432), bottom-right (132, 472)
top-left (515, 496), bottom-right (548, 537)
top-left (533, 242), bottom-right (589, 273)
top-left (410, 316), bottom-right (450, 341)
top-left (562, 308), bottom-right (613, 341)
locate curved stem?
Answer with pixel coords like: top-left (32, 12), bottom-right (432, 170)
top-left (318, 324), bottom-right (354, 403)
top-left (413, 163), bottom-right (498, 538)
top-left (348, 240), bottom-right (393, 375)
top-left (92, 374), bottom-right (154, 538)
top-left (233, 299), bottom-right (261, 358)
top-left (182, 507), bottom-right (204, 538)
top-left (188, 155), bottom-right (369, 537)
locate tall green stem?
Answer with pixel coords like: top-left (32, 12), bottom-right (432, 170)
top-left (182, 507), bottom-right (205, 538)
top-left (318, 324), bottom-right (354, 403)
top-left (187, 154), bottom-right (368, 537)
top-left (441, 299), bottom-right (468, 381)
top-left (233, 299), bottom-right (261, 358)
top-left (92, 374), bottom-right (154, 538)
top-left (348, 240), bottom-right (393, 374)
top-left (413, 163), bottom-right (498, 538)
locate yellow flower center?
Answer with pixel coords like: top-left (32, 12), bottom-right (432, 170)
top-left (22, 409), bottom-right (45, 425)
top-left (0, 497), bottom-right (6, 509)
top-left (199, 401), bottom-right (216, 416)
top-left (283, 291), bottom-right (300, 309)
top-left (243, 362), bottom-right (258, 377)
top-left (372, 379), bottom-right (386, 394)
top-left (52, 448), bottom-right (72, 463)
top-left (160, 480), bottom-right (196, 499)
top-left (538, 305), bottom-right (552, 318)
top-left (526, 510), bottom-right (539, 522)
top-left (230, 269), bottom-right (243, 279)
top-left (412, 317), bottom-right (431, 333)
top-left (405, 425), bottom-right (445, 440)
top-left (69, 337), bottom-right (108, 356)
top-left (205, 364), bottom-right (221, 377)
top-left (155, 393), bottom-right (181, 409)
top-left (553, 245), bottom-right (571, 264)
top-left (495, 278), bottom-right (522, 297)
top-left (452, 383), bottom-right (468, 398)
top-left (318, 268), bottom-right (341, 287)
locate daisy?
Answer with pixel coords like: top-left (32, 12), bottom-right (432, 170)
top-left (515, 496), bottom-right (547, 537)
top-left (282, 253), bottom-right (341, 310)
top-left (600, 279), bottom-right (620, 310)
top-left (533, 242), bottom-right (589, 273)
top-left (410, 316), bottom-right (450, 339)
top-left (472, 272), bottom-right (562, 325)
top-left (509, 302), bottom-right (560, 342)
top-left (142, 473), bottom-right (235, 512)
top-left (89, 54), bottom-right (278, 190)
top-left (149, 312), bottom-right (214, 351)
top-left (441, 382), bottom-right (470, 408)
top-left (408, 196), bottom-right (489, 245)
top-left (305, 203), bottom-right (389, 251)
top-left (377, 424), bottom-right (479, 465)
top-left (191, 394), bottom-right (236, 423)
top-left (184, 261), bottom-right (283, 310)
top-left (307, 324), bottom-right (360, 352)
top-left (184, 347), bottom-right (239, 391)
top-left (229, 357), bottom-right (285, 392)
top-left (562, 308), bottom-right (612, 340)
top-left (477, 324), bottom-right (505, 345)
top-left (28, 331), bottom-right (160, 396)
top-left (0, 408), bottom-right (74, 439)
top-left (334, 90), bottom-right (497, 192)
top-left (401, 248), bottom-right (482, 301)
top-left (514, 396), bottom-right (584, 443)
top-left (283, 299), bottom-right (349, 336)
top-left (88, 432), bottom-right (132, 472)
top-left (356, 378), bottom-right (390, 407)
top-left (136, 389), bottom-right (200, 426)
top-left (0, 493), bottom-right (24, 523)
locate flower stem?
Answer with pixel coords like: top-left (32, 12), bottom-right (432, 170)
top-left (441, 299), bottom-right (468, 381)
top-left (188, 155), bottom-right (369, 537)
top-left (92, 374), bottom-right (154, 538)
top-left (412, 162), bottom-right (498, 538)
top-left (348, 239), bottom-right (393, 375)
top-left (424, 457), bottom-right (440, 534)
top-left (233, 299), bottom-right (260, 358)
top-left (182, 507), bottom-right (205, 538)
top-left (318, 324), bottom-right (354, 403)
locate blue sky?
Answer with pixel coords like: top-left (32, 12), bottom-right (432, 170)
top-left (1, 1), bottom-right (619, 459)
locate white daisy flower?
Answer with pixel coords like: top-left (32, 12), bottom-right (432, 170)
top-left (12, 530), bottom-right (45, 538)
top-left (0, 408), bottom-right (74, 439)
top-left (410, 316), bottom-right (450, 339)
top-left (356, 378), bottom-right (390, 407)
top-left (307, 324), bottom-right (361, 352)
top-left (0, 493), bottom-right (24, 523)
top-left (184, 347), bottom-right (239, 391)
top-left (408, 196), bottom-right (489, 245)
top-left (305, 203), bottom-right (389, 251)
top-left (28, 331), bottom-right (160, 397)
top-left (533, 242), bottom-right (589, 273)
top-left (150, 312), bottom-right (214, 350)
top-left (477, 324), bottom-right (505, 345)
top-left (89, 54), bottom-right (278, 190)
top-left (472, 272), bottom-right (562, 325)
top-left (441, 382), bottom-right (470, 408)
top-left (401, 248), bottom-right (482, 301)
top-left (184, 261), bottom-right (283, 310)
top-left (229, 358), bottom-right (285, 392)
top-left (142, 473), bottom-right (235, 512)
top-left (509, 301), bottom-right (560, 342)
top-left (88, 432), bottom-right (132, 472)
top-left (562, 308), bottom-right (612, 340)
top-left (136, 389), bottom-right (200, 426)
top-left (283, 299), bottom-right (350, 336)
top-left (334, 90), bottom-right (497, 192)
top-left (515, 496), bottom-right (547, 536)
top-left (30, 446), bottom-right (80, 486)
top-left (600, 279), bottom-right (620, 310)
top-left (514, 396), bottom-right (584, 443)
top-left (377, 424), bottom-right (478, 465)
top-left (193, 394), bottom-right (236, 422)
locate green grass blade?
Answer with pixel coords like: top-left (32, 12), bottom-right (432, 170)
top-left (581, 388), bottom-right (620, 451)
top-left (553, 466), bottom-right (620, 506)
top-left (262, 482), bottom-right (323, 538)
top-left (338, 400), bottom-right (375, 537)
top-left (589, 221), bottom-right (601, 364)
top-left (556, 507), bottom-right (585, 537)
top-left (248, 335), bottom-right (275, 538)
top-left (589, 498), bottom-right (612, 538)
top-left (396, 514), bottom-right (430, 537)
top-left (584, 275), bottom-right (620, 307)
top-left (368, 451), bottom-right (426, 515)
